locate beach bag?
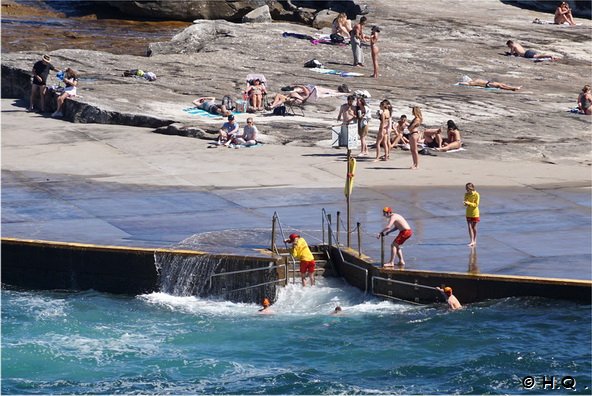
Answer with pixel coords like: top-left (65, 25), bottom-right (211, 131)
top-left (304, 59), bottom-right (323, 68)
top-left (273, 105), bottom-right (286, 116)
top-left (144, 71), bottom-right (157, 81)
top-left (221, 95), bottom-right (235, 110)
top-left (338, 83), bottom-right (350, 93)
top-left (330, 33), bottom-right (345, 43)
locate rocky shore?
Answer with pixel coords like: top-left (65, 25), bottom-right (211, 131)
top-left (2, 0), bottom-right (591, 166)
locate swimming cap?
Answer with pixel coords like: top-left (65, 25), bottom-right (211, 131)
top-left (285, 233), bottom-right (299, 243)
top-left (383, 207), bottom-right (392, 214)
top-left (262, 298), bottom-right (270, 307)
top-left (444, 287), bottom-right (452, 295)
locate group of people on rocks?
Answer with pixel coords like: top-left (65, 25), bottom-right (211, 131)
top-left (338, 95), bottom-right (464, 169)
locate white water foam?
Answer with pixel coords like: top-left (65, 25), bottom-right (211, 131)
top-left (139, 277), bottom-right (415, 317)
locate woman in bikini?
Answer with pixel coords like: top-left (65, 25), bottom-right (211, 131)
top-left (268, 85), bottom-right (312, 109)
top-left (246, 79), bottom-right (266, 111)
top-left (370, 26), bottom-right (380, 78)
top-left (408, 106), bottom-right (423, 169)
top-left (577, 85), bottom-right (592, 115)
top-left (374, 100), bottom-right (391, 162)
top-left (435, 120), bottom-right (463, 152)
top-left (555, 2), bottom-right (576, 26)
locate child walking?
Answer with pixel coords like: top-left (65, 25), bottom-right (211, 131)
top-left (463, 183), bottom-right (480, 247)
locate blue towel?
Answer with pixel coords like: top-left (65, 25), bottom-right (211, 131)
top-left (183, 107), bottom-right (241, 118)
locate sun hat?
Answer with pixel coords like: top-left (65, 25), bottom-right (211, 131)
top-left (42, 54), bottom-right (51, 62)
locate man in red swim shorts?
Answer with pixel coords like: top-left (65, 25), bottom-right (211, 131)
top-left (285, 233), bottom-right (316, 287)
top-left (376, 207), bottom-right (413, 268)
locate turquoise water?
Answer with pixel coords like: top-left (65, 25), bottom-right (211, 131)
top-left (2, 279), bottom-right (591, 395)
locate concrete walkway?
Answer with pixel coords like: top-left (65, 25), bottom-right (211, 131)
top-left (2, 100), bottom-right (591, 281)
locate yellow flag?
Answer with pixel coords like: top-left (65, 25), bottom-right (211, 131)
top-left (344, 157), bottom-right (356, 197)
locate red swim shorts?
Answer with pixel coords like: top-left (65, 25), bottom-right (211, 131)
top-left (467, 217), bottom-right (480, 223)
top-left (394, 229), bottom-right (413, 245)
top-left (300, 260), bottom-right (316, 274)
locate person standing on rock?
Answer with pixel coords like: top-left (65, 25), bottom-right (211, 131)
top-left (29, 54), bottom-right (57, 113)
top-left (370, 26), bottom-right (381, 78)
top-left (356, 96), bottom-right (371, 157)
top-left (350, 16), bottom-right (369, 67)
top-left (408, 106), bottom-right (423, 170)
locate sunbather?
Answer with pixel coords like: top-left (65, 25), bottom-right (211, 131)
top-left (458, 76), bottom-right (522, 91)
top-left (192, 97), bottom-right (231, 116)
top-left (506, 40), bottom-right (561, 61)
top-left (331, 12), bottom-right (352, 43)
top-left (267, 85), bottom-right (314, 109)
top-left (435, 120), bottom-right (463, 152)
top-left (246, 79), bottom-right (267, 111)
top-left (555, 2), bottom-right (576, 26)
top-left (578, 85), bottom-right (592, 115)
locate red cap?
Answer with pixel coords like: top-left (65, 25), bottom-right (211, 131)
top-left (285, 233), bottom-right (299, 243)
top-left (383, 207), bottom-right (392, 214)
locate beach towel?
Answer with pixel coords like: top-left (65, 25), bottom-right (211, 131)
top-left (532, 18), bottom-right (581, 26)
top-left (431, 147), bottom-right (466, 153)
top-left (309, 67), bottom-right (364, 78)
top-left (208, 141), bottom-right (264, 149)
top-left (282, 32), bottom-right (314, 40)
top-left (183, 107), bottom-right (222, 118)
top-left (183, 107), bottom-right (241, 118)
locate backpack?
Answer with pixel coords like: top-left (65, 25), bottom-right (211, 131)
top-left (304, 59), bottom-right (323, 68)
top-left (273, 105), bottom-right (286, 116)
top-left (221, 95), bottom-right (235, 111)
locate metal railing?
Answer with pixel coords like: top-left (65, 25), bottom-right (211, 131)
top-left (371, 275), bottom-right (439, 304)
top-left (321, 208), bottom-right (369, 293)
top-left (208, 261), bottom-right (286, 294)
top-left (271, 211), bottom-right (298, 284)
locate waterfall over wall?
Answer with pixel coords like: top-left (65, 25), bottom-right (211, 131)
top-left (155, 252), bottom-right (221, 296)
top-left (154, 251), bottom-right (281, 303)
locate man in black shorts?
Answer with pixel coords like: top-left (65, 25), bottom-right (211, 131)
top-left (29, 54), bottom-right (57, 113)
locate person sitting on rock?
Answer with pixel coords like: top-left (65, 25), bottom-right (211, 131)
top-left (52, 68), bottom-right (79, 118)
top-left (232, 117), bottom-right (258, 147)
top-left (435, 120), bottom-right (463, 152)
top-left (330, 12), bottom-right (352, 43)
top-left (192, 97), bottom-right (232, 116)
top-left (217, 114), bottom-right (240, 146)
top-left (555, 2), bottom-right (576, 26)
top-left (577, 85), bottom-right (592, 115)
